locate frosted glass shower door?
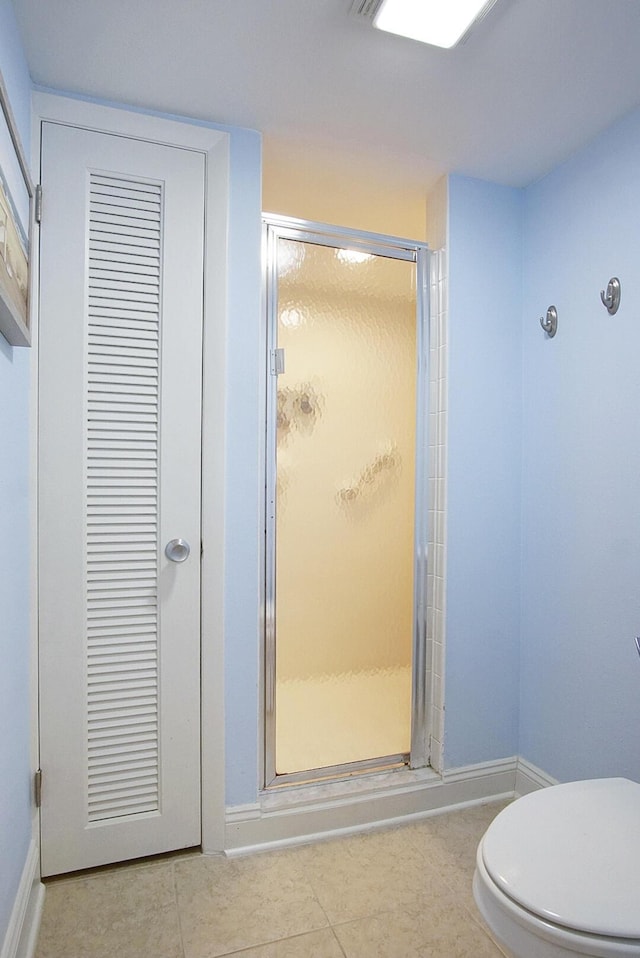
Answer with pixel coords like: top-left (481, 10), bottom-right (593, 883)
top-left (266, 222), bottom-right (426, 783)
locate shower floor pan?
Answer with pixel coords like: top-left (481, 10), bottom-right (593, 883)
top-left (275, 664), bottom-right (412, 777)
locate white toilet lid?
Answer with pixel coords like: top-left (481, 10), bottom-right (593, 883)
top-left (481, 778), bottom-right (640, 939)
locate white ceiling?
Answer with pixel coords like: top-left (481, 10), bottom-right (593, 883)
top-left (11, 0), bottom-right (640, 190)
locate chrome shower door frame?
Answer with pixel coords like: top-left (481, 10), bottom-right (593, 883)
top-left (262, 213), bottom-right (430, 788)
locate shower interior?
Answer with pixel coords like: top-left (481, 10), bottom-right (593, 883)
top-left (265, 217), bottom-right (428, 785)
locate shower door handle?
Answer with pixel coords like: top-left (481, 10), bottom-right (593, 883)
top-left (165, 538), bottom-right (190, 563)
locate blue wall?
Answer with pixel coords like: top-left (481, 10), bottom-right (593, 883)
top-left (444, 175), bottom-right (522, 768)
top-left (0, 0), bottom-right (33, 941)
top-left (445, 115), bottom-right (640, 782)
top-left (519, 108), bottom-right (640, 781)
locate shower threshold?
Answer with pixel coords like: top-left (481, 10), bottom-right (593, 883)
top-left (267, 753), bottom-right (409, 789)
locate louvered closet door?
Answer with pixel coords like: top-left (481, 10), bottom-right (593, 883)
top-left (38, 122), bottom-right (205, 875)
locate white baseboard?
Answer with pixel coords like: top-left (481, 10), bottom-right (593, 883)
top-left (515, 757), bottom-right (558, 795)
top-left (1, 840), bottom-right (44, 958)
top-left (441, 755), bottom-right (517, 785)
top-left (224, 757), bottom-right (520, 855)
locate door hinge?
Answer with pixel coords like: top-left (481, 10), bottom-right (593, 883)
top-left (270, 348), bottom-right (285, 376)
top-left (34, 185), bottom-right (43, 225)
top-left (34, 769), bottom-right (42, 808)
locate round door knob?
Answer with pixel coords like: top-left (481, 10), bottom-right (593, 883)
top-left (165, 538), bottom-right (190, 563)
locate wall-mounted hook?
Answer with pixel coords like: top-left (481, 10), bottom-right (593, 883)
top-left (600, 277), bottom-right (621, 315)
top-left (539, 305), bottom-right (558, 338)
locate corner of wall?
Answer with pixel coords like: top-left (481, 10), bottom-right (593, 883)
top-left (425, 176), bottom-right (449, 252)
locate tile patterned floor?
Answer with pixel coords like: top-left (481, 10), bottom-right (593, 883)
top-left (35, 801), bottom-right (510, 958)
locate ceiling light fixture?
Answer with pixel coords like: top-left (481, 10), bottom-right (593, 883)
top-left (373, 0), bottom-right (499, 49)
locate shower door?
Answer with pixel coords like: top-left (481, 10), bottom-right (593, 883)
top-left (264, 215), bottom-right (429, 785)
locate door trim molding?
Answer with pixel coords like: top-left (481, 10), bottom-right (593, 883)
top-left (32, 90), bottom-right (230, 855)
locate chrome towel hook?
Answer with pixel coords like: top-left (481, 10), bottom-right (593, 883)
top-left (600, 277), bottom-right (621, 315)
top-left (539, 305), bottom-right (558, 338)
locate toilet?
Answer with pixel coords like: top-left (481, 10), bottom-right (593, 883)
top-left (473, 778), bottom-right (640, 957)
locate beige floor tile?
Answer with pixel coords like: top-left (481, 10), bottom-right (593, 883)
top-left (35, 862), bottom-right (182, 958)
top-left (333, 902), bottom-right (505, 958)
top-left (174, 850), bottom-right (328, 958)
top-left (33, 804), bottom-right (514, 958)
top-left (433, 800), bottom-right (511, 838)
top-left (435, 856), bottom-right (479, 911)
top-left (223, 928), bottom-right (346, 957)
top-left (401, 801), bottom-right (511, 913)
top-left (292, 829), bottom-right (457, 924)
top-left (405, 801), bottom-right (510, 868)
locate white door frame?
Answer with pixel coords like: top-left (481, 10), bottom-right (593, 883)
top-left (32, 91), bottom-right (229, 855)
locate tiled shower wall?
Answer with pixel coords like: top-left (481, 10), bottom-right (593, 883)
top-left (427, 248), bottom-right (447, 773)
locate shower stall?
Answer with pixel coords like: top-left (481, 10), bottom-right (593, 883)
top-left (263, 215), bottom-right (429, 786)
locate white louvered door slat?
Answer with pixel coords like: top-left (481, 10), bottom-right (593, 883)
top-left (39, 123), bottom-right (204, 875)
